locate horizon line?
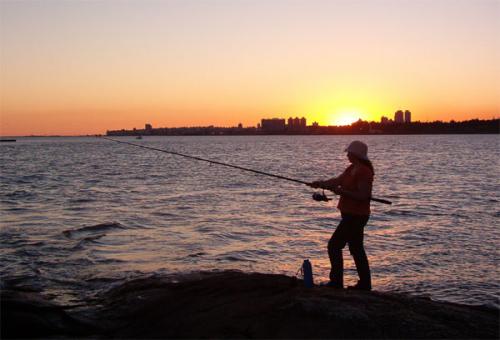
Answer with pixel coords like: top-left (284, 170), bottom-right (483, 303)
top-left (2, 117), bottom-right (498, 138)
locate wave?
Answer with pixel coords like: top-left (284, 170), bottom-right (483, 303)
top-left (11, 174), bottom-right (46, 184)
top-left (68, 198), bottom-right (95, 204)
top-left (63, 222), bottom-right (126, 239)
top-left (151, 211), bottom-right (180, 218)
top-left (72, 234), bottom-right (106, 250)
top-left (217, 249), bottom-right (270, 262)
top-left (220, 255), bottom-right (251, 262)
top-left (187, 252), bottom-right (207, 258)
top-left (3, 190), bottom-right (35, 198)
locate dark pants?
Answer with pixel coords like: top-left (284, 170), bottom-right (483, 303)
top-left (328, 213), bottom-right (371, 288)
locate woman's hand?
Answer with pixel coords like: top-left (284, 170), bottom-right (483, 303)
top-left (332, 185), bottom-right (344, 195)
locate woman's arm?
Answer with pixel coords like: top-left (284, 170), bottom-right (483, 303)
top-left (333, 177), bottom-right (372, 201)
top-left (309, 170), bottom-right (349, 190)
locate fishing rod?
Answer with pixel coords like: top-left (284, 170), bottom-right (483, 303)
top-left (100, 136), bottom-right (392, 205)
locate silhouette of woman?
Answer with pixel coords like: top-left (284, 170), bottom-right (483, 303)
top-left (309, 141), bottom-right (373, 290)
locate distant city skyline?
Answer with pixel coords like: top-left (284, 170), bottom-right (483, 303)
top-left (1, 0), bottom-right (499, 136)
top-left (106, 117), bottom-right (499, 137)
top-left (112, 114), bottom-right (494, 133)
top-left (2, 112), bottom-right (499, 137)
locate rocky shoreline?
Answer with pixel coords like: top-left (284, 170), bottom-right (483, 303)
top-left (2, 270), bottom-right (498, 339)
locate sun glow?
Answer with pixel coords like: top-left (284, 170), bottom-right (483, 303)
top-left (331, 112), bottom-right (361, 126)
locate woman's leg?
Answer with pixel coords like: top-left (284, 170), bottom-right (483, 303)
top-left (347, 215), bottom-right (371, 288)
top-left (328, 216), bottom-right (349, 287)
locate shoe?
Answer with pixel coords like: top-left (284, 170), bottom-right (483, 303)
top-left (347, 281), bottom-right (371, 291)
top-left (321, 281), bottom-right (343, 289)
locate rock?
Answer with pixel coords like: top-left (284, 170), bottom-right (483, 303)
top-left (0, 290), bottom-right (93, 338)
top-left (95, 271), bottom-right (498, 339)
top-left (1, 271), bottom-right (498, 339)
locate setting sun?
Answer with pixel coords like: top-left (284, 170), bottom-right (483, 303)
top-left (330, 113), bottom-right (361, 126)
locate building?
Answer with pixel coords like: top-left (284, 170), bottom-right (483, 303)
top-left (261, 118), bottom-right (286, 133)
top-left (287, 116), bottom-right (307, 132)
top-left (381, 116), bottom-right (389, 124)
top-left (394, 110), bottom-right (404, 123)
top-left (145, 123), bottom-right (153, 132)
top-left (404, 110), bottom-right (411, 123)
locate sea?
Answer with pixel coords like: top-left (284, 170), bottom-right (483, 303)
top-left (1, 135), bottom-right (499, 309)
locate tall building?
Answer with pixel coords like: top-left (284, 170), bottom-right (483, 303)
top-left (394, 110), bottom-right (404, 123)
top-left (287, 116), bottom-right (307, 132)
top-left (261, 118), bottom-right (286, 133)
top-left (404, 110), bottom-right (411, 123)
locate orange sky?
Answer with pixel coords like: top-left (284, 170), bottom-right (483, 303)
top-left (1, 0), bottom-right (499, 136)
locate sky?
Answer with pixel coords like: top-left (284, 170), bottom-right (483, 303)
top-left (1, 0), bottom-right (499, 136)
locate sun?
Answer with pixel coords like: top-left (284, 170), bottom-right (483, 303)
top-left (331, 112), bottom-right (361, 126)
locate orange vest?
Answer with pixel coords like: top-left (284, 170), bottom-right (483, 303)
top-left (337, 164), bottom-right (373, 216)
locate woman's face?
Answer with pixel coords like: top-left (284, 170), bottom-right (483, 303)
top-left (347, 152), bottom-right (356, 163)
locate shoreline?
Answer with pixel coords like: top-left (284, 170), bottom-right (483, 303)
top-left (2, 270), bottom-right (498, 339)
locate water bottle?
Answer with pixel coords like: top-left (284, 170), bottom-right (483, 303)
top-left (302, 259), bottom-right (314, 288)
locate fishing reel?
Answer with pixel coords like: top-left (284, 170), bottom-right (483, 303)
top-left (312, 189), bottom-right (331, 202)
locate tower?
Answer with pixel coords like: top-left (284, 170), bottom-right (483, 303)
top-left (404, 110), bottom-right (411, 123)
top-left (394, 110), bottom-right (404, 123)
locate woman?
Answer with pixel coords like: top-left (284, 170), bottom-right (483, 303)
top-left (309, 140), bottom-right (374, 290)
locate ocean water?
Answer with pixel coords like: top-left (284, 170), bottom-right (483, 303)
top-left (1, 135), bottom-right (499, 308)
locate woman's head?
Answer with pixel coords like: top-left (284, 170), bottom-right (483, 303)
top-left (345, 141), bottom-right (369, 161)
top-left (345, 141), bottom-right (374, 173)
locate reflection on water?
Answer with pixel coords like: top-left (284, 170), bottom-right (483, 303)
top-left (0, 135), bottom-right (499, 308)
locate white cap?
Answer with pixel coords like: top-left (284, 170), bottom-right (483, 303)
top-left (345, 140), bottom-right (369, 160)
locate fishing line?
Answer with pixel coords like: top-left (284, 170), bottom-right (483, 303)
top-left (100, 136), bottom-right (392, 205)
